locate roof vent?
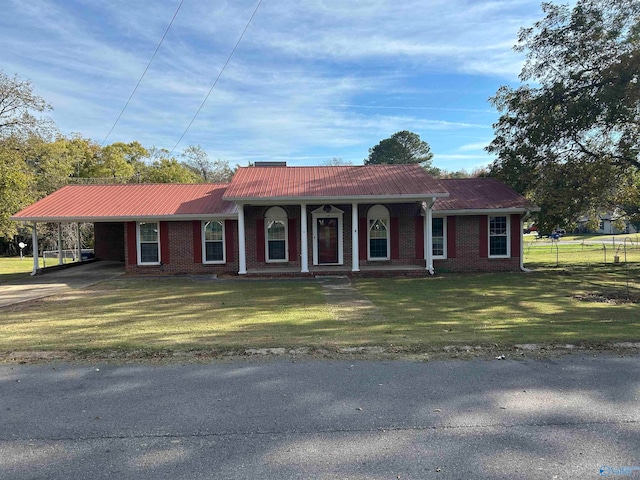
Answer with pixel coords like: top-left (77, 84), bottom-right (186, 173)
top-left (253, 161), bottom-right (287, 167)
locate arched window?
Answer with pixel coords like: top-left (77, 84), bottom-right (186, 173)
top-left (367, 205), bottom-right (390, 260)
top-left (265, 206), bottom-right (288, 262)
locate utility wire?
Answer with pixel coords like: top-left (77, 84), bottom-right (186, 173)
top-left (169, 0), bottom-right (263, 155)
top-left (101, 0), bottom-right (185, 146)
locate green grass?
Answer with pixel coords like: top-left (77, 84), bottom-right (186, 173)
top-left (0, 257), bottom-right (35, 284)
top-left (355, 268), bottom-right (639, 347)
top-left (524, 242), bottom-right (640, 268)
top-left (1, 265), bottom-right (638, 355)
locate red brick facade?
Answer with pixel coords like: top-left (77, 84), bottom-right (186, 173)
top-left (123, 220), bottom-right (238, 275)
top-left (112, 205), bottom-right (522, 276)
top-left (94, 222), bottom-right (125, 262)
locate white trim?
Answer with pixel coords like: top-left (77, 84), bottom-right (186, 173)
top-left (202, 220), bottom-right (226, 264)
top-left (367, 205), bottom-right (390, 261)
top-left (488, 214), bottom-right (511, 258)
top-left (432, 208), bottom-right (538, 216)
top-left (137, 221), bottom-right (161, 266)
top-left (265, 206), bottom-right (288, 263)
top-left (432, 216), bottom-right (447, 260)
top-left (223, 193), bottom-right (449, 204)
top-left (311, 205), bottom-right (344, 265)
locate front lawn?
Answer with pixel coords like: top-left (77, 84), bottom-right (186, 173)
top-left (1, 265), bottom-right (638, 356)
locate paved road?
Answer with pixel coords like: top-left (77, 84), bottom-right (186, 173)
top-left (1, 355), bottom-right (638, 479)
top-left (0, 261), bottom-right (124, 308)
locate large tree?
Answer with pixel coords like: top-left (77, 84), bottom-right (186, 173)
top-left (365, 131), bottom-right (434, 168)
top-left (487, 0), bottom-right (640, 231)
top-left (0, 70), bottom-right (53, 138)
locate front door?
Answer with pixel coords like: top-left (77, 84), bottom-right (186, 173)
top-left (317, 217), bottom-right (338, 264)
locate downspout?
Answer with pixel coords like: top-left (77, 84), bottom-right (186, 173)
top-left (520, 210), bottom-right (532, 273)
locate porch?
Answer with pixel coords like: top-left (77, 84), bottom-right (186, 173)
top-left (245, 263), bottom-right (429, 277)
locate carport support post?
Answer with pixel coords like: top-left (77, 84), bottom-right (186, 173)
top-left (76, 223), bottom-right (82, 262)
top-left (31, 223), bottom-right (39, 276)
top-left (58, 223), bottom-right (63, 265)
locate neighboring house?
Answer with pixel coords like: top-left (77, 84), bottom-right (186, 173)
top-left (12, 164), bottom-right (538, 276)
top-left (576, 212), bottom-right (639, 235)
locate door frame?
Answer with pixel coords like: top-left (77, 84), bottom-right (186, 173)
top-left (311, 205), bottom-right (344, 265)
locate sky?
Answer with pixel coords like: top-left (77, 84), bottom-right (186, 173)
top-left (1, 0), bottom-right (549, 171)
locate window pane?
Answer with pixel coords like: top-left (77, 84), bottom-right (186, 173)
top-left (139, 222), bottom-right (158, 242)
top-left (489, 216), bottom-right (507, 235)
top-left (370, 238), bottom-right (388, 258)
top-left (369, 219), bottom-right (387, 239)
top-left (268, 240), bottom-right (286, 260)
top-left (205, 241), bottom-right (224, 262)
top-left (204, 221), bottom-right (223, 241)
top-left (140, 243), bottom-right (159, 263)
top-left (432, 218), bottom-right (443, 237)
top-left (490, 236), bottom-right (508, 256)
top-left (267, 220), bottom-right (285, 241)
top-left (433, 238), bottom-right (444, 256)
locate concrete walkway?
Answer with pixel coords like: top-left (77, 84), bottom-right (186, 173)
top-left (0, 261), bottom-right (124, 308)
top-left (316, 275), bottom-right (387, 322)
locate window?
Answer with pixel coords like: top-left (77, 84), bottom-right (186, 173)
top-left (432, 217), bottom-right (446, 258)
top-left (489, 215), bottom-right (510, 257)
top-left (368, 205), bottom-right (390, 260)
top-left (203, 220), bottom-right (225, 263)
top-left (138, 222), bottom-right (160, 264)
top-left (265, 207), bottom-right (288, 262)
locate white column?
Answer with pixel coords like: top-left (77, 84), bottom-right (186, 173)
top-left (76, 222), bottom-right (82, 262)
top-left (425, 199), bottom-right (435, 274)
top-left (58, 223), bottom-right (64, 265)
top-left (351, 203), bottom-right (360, 272)
top-left (237, 204), bottom-right (247, 274)
top-left (300, 204), bottom-right (309, 272)
top-left (31, 223), bottom-right (39, 276)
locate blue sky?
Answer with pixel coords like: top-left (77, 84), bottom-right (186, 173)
top-left (1, 0), bottom-right (548, 171)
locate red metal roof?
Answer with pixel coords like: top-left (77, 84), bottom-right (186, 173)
top-left (12, 184), bottom-right (236, 222)
top-left (434, 178), bottom-right (534, 212)
top-left (223, 165), bottom-right (450, 200)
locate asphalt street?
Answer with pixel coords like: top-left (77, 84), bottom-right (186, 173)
top-left (1, 355), bottom-right (639, 479)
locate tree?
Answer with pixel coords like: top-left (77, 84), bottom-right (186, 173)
top-left (365, 131), bottom-right (434, 167)
top-left (0, 70), bottom-right (53, 138)
top-left (182, 145), bottom-right (234, 183)
top-left (323, 157), bottom-right (352, 166)
top-left (145, 158), bottom-right (200, 183)
top-left (0, 138), bottom-right (34, 237)
top-left (487, 0), bottom-right (640, 231)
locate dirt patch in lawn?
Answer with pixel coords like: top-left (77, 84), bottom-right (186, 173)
top-left (3, 342), bottom-right (640, 365)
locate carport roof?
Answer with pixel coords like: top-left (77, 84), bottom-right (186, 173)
top-left (11, 184), bottom-right (237, 222)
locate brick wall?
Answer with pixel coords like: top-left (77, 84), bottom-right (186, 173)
top-left (94, 222), bottom-right (125, 261)
top-left (434, 215), bottom-right (521, 272)
top-left (120, 209), bottom-right (522, 275)
top-left (124, 220), bottom-right (238, 275)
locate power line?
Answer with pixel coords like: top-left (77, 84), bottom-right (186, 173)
top-left (169, 0), bottom-right (263, 156)
top-left (101, 0), bottom-right (185, 146)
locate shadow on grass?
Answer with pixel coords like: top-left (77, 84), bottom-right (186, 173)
top-left (1, 266), bottom-right (639, 352)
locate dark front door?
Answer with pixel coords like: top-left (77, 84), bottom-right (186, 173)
top-left (317, 218), bottom-right (338, 264)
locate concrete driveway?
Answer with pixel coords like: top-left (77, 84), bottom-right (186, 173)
top-left (0, 261), bottom-right (124, 308)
